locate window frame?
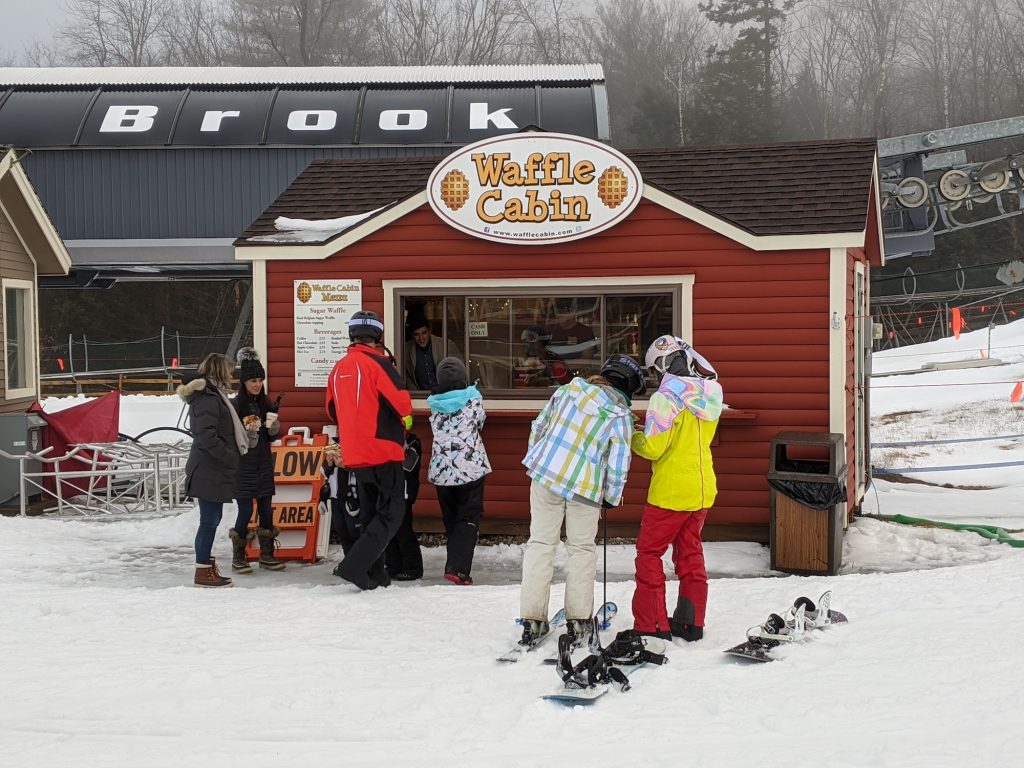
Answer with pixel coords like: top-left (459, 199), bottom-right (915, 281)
top-left (2, 277), bottom-right (38, 400)
top-left (385, 275), bottom-right (694, 408)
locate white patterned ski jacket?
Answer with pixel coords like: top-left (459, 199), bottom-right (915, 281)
top-left (427, 386), bottom-right (491, 486)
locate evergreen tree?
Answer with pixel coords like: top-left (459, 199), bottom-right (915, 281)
top-left (692, 0), bottom-right (800, 144)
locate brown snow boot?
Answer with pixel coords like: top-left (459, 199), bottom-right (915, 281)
top-left (229, 528), bottom-right (254, 574)
top-left (194, 562), bottom-right (233, 588)
top-left (256, 526), bottom-right (286, 571)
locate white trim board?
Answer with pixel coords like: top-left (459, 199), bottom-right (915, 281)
top-left (0, 151), bottom-right (72, 275)
top-left (1, 277), bottom-right (39, 401)
top-left (828, 247), bottom-right (848, 437)
top-left (382, 275), bottom-right (695, 356)
top-left (252, 260), bottom-right (269, 390)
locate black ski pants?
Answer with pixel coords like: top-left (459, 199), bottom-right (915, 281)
top-left (436, 476), bottom-right (485, 575)
top-left (338, 461), bottom-right (405, 589)
top-left (384, 486), bottom-right (423, 578)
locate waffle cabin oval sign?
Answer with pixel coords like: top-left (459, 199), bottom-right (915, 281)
top-left (427, 132), bottom-right (643, 245)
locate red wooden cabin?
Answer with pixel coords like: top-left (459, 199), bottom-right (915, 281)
top-left (235, 136), bottom-right (883, 540)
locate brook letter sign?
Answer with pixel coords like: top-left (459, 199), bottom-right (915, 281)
top-left (427, 132), bottom-right (642, 245)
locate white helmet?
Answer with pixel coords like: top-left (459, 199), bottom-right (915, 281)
top-left (644, 335), bottom-right (718, 380)
top-left (645, 335), bottom-right (688, 376)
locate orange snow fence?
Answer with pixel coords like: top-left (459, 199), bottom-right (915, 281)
top-left (951, 307), bottom-right (963, 339)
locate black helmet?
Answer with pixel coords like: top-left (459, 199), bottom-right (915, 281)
top-left (348, 310), bottom-right (384, 342)
top-left (600, 354), bottom-right (647, 399)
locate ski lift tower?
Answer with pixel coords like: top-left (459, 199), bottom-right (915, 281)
top-left (878, 116), bottom-right (1024, 260)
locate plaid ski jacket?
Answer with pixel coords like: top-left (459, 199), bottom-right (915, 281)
top-left (522, 377), bottom-right (633, 506)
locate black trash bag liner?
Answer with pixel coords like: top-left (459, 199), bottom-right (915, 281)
top-left (773, 458), bottom-right (833, 475)
top-left (768, 479), bottom-right (847, 510)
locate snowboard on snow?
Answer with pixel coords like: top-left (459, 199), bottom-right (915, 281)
top-left (541, 682), bottom-right (609, 704)
top-left (541, 630), bottom-right (668, 705)
top-left (541, 601), bottom-right (619, 664)
top-left (724, 590), bottom-right (848, 663)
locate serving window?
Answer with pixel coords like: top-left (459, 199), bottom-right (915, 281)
top-left (390, 279), bottom-right (691, 395)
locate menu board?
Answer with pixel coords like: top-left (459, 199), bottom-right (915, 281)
top-left (293, 279), bottom-right (362, 388)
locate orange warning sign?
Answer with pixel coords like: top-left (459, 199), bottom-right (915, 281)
top-left (246, 432), bottom-right (329, 563)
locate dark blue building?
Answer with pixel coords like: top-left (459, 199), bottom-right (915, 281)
top-left (0, 65), bottom-right (608, 286)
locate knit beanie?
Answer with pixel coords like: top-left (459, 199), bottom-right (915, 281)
top-left (434, 357), bottom-right (469, 394)
top-left (236, 347), bottom-right (266, 382)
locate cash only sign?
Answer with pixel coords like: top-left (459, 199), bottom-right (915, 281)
top-left (427, 132), bottom-right (643, 245)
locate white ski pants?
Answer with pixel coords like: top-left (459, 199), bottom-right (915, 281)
top-left (519, 480), bottom-right (599, 622)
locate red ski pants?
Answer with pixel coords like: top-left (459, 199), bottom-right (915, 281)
top-left (631, 503), bottom-right (708, 634)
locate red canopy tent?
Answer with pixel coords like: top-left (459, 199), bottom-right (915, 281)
top-left (28, 391), bottom-right (121, 498)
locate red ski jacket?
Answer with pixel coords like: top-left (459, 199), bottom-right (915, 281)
top-left (325, 344), bottom-right (413, 469)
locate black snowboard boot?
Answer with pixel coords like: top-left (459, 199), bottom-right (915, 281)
top-left (229, 528), bottom-right (253, 574)
top-left (519, 619), bottom-right (549, 648)
top-left (255, 527), bottom-right (285, 571)
top-left (565, 618), bottom-right (595, 650)
top-left (670, 597), bottom-right (704, 642)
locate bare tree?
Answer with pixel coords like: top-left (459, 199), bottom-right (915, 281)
top-left (57, 0), bottom-right (170, 66)
top-left (370, 0), bottom-right (535, 65)
top-left (369, 0), bottom-right (456, 64)
top-left (984, 0), bottom-right (1024, 117)
top-left (589, 0), bottom-right (718, 145)
top-left (788, 0), bottom-right (854, 137)
top-left (954, 1), bottom-right (1004, 123)
top-left (221, 0), bottom-right (376, 66)
top-left (836, 0), bottom-right (909, 136)
top-left (445, 0), bottom-right (532, 63)
top-left (903, 0), bottom-right (967, 129)
top-left (514, 0), bottom-right (591, 64)
top-left (163, 0), bottom-right (226, 66)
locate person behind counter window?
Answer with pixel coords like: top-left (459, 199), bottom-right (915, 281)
top-left (630, 336), bottom-right (723, 642)
top-left (178, 353), bottom-right (250, 588)
top-left (548, 298), bottom-right (598, 373)
top-left (325, 310), bottom-right (413, 591)
top-left (403, 316), bottom-right (460, 390)
top-left (517, 354), bottom-right (646, 649)
top-left (515, 325), bottom-right (570, 388)
top-left (228, 348), bottom-right (285, 574)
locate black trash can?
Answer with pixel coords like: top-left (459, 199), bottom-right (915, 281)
top-left (767, 431), bottom-right (847, 576)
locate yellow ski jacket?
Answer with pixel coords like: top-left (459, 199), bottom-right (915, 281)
top-left (631, 373), bottom-right (724, 512)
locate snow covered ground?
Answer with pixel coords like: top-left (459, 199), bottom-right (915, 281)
top-left (3, 321), bottom-right (1024, 767)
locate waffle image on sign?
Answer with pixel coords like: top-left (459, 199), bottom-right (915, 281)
top-left (296, 282), bottom-right (313, 303)
top-left (597, 166), bottom-right (629, 208)
top-left (439, 169), bottom-right (471, 211)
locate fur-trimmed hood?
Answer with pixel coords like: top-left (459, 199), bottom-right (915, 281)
top-left (177, 377), bottom-right (208, 402)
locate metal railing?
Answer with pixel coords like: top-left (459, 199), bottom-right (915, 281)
top-left (0, 441), bottom-right (193, 517)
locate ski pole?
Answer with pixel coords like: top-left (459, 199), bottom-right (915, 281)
top-left (602, 505), bottom-right (608, 629)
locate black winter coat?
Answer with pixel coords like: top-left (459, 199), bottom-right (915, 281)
top-left (231, 395), bottom-right (280, 499)
top-left (179, 376), bottom-right (242, 503)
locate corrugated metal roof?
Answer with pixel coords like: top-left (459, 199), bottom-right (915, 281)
top-left (0, 65), bottom-right (605, 87)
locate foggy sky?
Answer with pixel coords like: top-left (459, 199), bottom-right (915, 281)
top-left (0, 0), bottom-right (65, 60)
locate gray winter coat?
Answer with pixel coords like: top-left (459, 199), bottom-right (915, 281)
top-left (179, 376), bottom-right (241, 503)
